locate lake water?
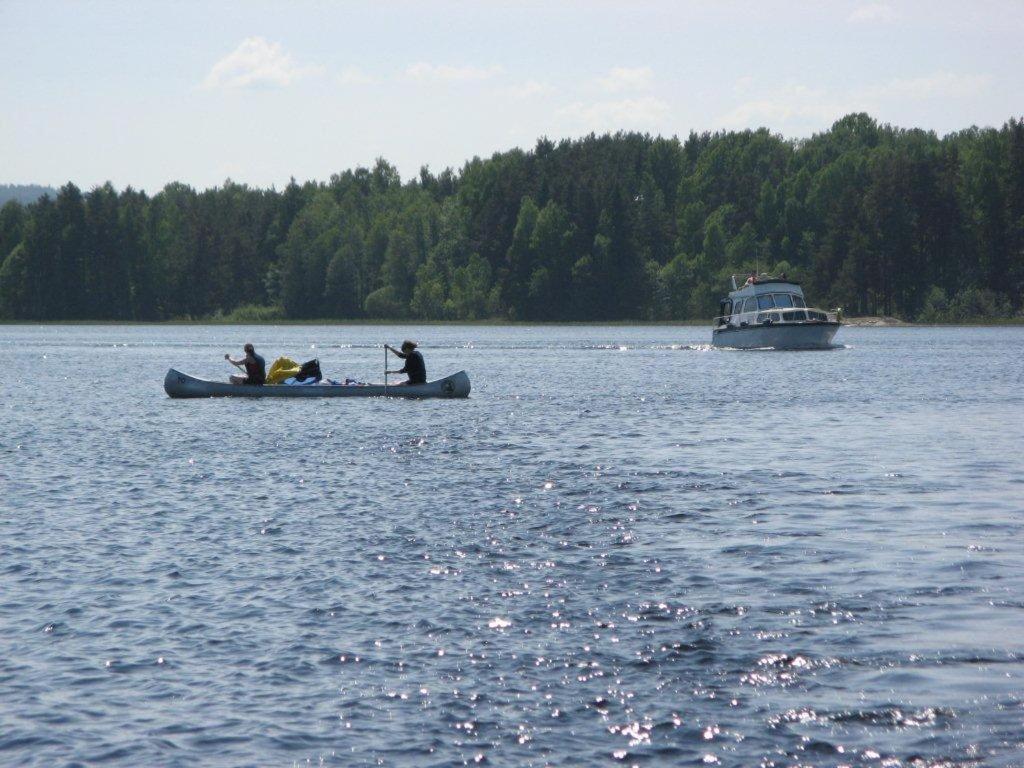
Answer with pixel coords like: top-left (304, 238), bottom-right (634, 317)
top-left (1, 324), bottom-right (1022, 767)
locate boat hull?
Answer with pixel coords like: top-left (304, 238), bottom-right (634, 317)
top-left (712, 322), bottom-right (840, 350)
top-left (164, 369), bottom-right (471, 399)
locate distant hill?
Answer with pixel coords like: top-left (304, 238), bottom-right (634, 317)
top-left (0, 184), bottom-right (58, 205)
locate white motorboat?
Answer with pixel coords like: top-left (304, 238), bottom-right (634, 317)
top-left (711, 274), bottom-right (841, 350)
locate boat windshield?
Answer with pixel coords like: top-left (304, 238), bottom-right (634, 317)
top-left (773, 293), bottom-right (793, 308)
top-left (757, 295), bottom-right (775, 310)
top-left (792, 295), bottom-right (806, 308)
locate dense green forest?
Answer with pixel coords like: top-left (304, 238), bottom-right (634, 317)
top-left (1, 113), bottom-right (1022, 322)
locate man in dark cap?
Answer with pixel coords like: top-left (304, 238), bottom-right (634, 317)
top-left (385, 340), bottom-right (426, 385)
top-left (225, 343), bottom-right (266, 385)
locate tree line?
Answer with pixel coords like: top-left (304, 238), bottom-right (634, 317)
top-left (0, 184), bottom-right (57, 207)
top-left (1, 113), bottom-right (1022, 322)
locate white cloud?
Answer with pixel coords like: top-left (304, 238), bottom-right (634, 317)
top-left (406, 62), bottom-right (502, 82)
top-left (847, 3), bottom-right (897, 23)
top-left (718, 84), bottom-right (862, 129)
top-left (509, 80), bottom-right (555, 99)
top-left (596, 66), bottom-right (653, 93)
top-left (559, 96), bottom-right (670, 131)
top-left (338, 67), bottom-right (375, 85)
top-left (201, 37), bottom-right (323, 89)
top-left (717, 71), bottom-right (991, 132)
top-left (859, 71), bottom-right (991, 100)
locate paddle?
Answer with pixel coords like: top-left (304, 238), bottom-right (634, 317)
top-left (384, 343), bottom-right (388, 395)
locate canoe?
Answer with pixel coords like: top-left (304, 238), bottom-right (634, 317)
top-left (164, 368), bottom-right (471, 399)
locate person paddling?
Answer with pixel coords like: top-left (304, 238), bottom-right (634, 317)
top-left (225, 343), bottom-right (266, 385)
top-left (385, 340), bottom-right (426, 385)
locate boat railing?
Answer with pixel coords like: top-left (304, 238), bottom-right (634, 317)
top-left (713, 306), bottom-right (841, 326)
top-left (729, 272), bottom-right (794, 290)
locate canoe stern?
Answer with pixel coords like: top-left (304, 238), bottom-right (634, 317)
top-left (443, 370), bottom-right (471, 398)
top-left (164, 368), bottom-right (211, 398)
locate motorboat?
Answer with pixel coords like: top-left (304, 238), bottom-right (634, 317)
top-left (711, 274), bottom-right (841, 350)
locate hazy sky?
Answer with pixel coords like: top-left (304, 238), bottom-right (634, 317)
top-left (2, 0), bottom-right (1022, 193)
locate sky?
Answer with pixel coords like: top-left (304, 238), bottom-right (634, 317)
top-left (2, 0), bottom-right (1022, 193)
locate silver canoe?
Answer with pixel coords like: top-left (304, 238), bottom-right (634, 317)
top-left (711, 322), bottom-right (840, 350)
top-left (164, 368), bottom-right (471, 399)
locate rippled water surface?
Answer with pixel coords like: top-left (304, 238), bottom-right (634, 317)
top-left (1, 324), bottom-right (1023, 767)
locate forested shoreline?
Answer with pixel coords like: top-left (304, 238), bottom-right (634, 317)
top-left (2, 113), bottom-right (1022, 323)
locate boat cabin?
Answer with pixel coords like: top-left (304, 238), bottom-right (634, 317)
top-left (716, 276), bottom-right (832, 327)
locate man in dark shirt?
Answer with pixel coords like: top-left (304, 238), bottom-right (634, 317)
top-left (386, 340), bottom-right (426, 385)
top-left (225, 343), bottom-right (266, 385)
